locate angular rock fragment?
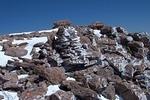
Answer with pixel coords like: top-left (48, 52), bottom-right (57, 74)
top-left (46, 90), bottom-right (75, 100)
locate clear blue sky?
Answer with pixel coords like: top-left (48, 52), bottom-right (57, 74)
top-left (0, 0), bottom-right (150, 34)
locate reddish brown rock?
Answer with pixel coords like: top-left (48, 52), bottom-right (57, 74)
top-left (53, 20), bottom-right (71, 28)
top-left (2, 41), bottom-right (12, 51)
top-left (115, 81), bottom-right (147, 100)
top-left (46, 90), bottom-right (75, 100)
top-left (20, 85), bottom-right (47, 100)
top-left (0, 71), bottom-right (18, 82)
top-left (89, 21), bottom-right (104, 30)
top-left (60, 80), bottom-right (99, 100)
top-left (34, 66), bottom-right (66, 84)
top-left (5, 47), bottom-right (28, 57)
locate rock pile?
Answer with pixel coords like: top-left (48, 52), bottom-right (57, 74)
top-left (53, 27), bottom-right (90, 71)
top-left (0, 21), bottom-right (150, 100)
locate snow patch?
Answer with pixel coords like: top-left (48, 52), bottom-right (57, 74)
top-left (35, 47), bottom-right (41, 52)
top-left (66, 77), bottom-right (76, 81)
top-left (0, 51), bottom-right (13, 67)
top-left (45, 85), bottom-right (60, 96)
top-left (93, 30), bottom-right (102, 37)
top-left (0, 45), bottom-right (2, 51)
top-left (38, 28), bottom-right (58, 33)
top-left (18, 74), bottom-right (29, 79)
top-left (98, 95), bottom-right (109, 100)
top-left (0, 39), bottom-right (8, 43)
top-left (115, 95), bottom-right (123, 100)
top-left (9, 31), bottom-right (34, 36)
top-left (12, 37), bottom-right (47, 59)
top-left (0, 91), bottom-right (19, 100)
top-left (9, 28), bottom-right (58, 36)
top-left (0, 45), bottom-right (23, 67)
top-left (98, 94), bottom-right (123, 100)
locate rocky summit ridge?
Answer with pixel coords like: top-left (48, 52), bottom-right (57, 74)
top-left (0, 20), bottom-right (150, 100)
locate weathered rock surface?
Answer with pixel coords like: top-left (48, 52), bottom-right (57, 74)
top-left (46, 90), bottom-right (75, 100)
top-left (0, 21), bottom-right (150, 100)
top-left (5, 47), bottom-right (28, 57)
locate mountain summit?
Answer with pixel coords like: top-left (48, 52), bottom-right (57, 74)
top-left (0, 20), bottom-right (149, 100)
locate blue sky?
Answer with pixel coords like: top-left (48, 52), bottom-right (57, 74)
top-left (0, 0), bottom-right (150, 34)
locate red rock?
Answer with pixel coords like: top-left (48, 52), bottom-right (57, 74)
top-left (20, 85), bottom-right (47, 100)
top-left (5, 47), bottom-right (28, 57)
top-left (46, 90), bottom-right (75, 100)
top-left (53, 20), bottom-right (71, 28)
top-left (35, 66), bottom-right (66, 84)
top-left (89, 21), bottom-right (104, 30)
top-left (60, 80), bottom-right (99, 100)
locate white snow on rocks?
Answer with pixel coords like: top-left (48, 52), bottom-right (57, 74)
top-left (9, 28), bottom-right (58, 36)
top-left (38, 28), bottom-right (58, 33)
top-left (0, 46), bottom-right (13, 67)
top-left (98, 94), bottom-right (123, 100)
top-left (12, 37), bottom-right (47, 59)
top-left (9, 31), bottom-right (34, 36)
top-left (0, 39), bottom-right (8, 43)
top-left (0, 49), bottom-right (22, 67)
top-left (0, 45), bottom-right (2, 51)
top-left (0, 37), bottom-right (47, 67)
top-left (66, 77), bottom-right (76, 81)
top-left (0, 91), bottom-right (19, 100)
top-left (115, 95), bottom-right (123, 100)
top-left (34, 47), bottom-right (41, 52)
top-left (93, 30), bottom-right (102, 37)
top-left (98, 95), bottom-right (109, 100)
top-left (45, 85), bottom-right (60, 96)
top-left (18, 74), bottom-right (29, 79)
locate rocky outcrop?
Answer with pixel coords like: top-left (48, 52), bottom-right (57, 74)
top-left (0, 21), bottom-right (150, 100)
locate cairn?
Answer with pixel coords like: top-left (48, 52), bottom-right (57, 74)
top-left (54, 27), bottom-right (89, 70)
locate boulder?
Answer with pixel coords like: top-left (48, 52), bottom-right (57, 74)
top-left (60, 80), bottom-right (99, 100)
top-left (53, 20), bottom-right (71, 28)
top-left (89, 21), bottom-right (104, 30)
top-left (127, 41), bottom-right (144, 59)
top-left (34, 66), bottom-right (66, 84)
top-left (20, 85), bottom-right (47, 100)
top-left (5, 47), bottom-right (28, 57)
top-left (102, 84), bottom-right (116, 100)
top-left (101, 26), bottom-right (113, 36)
top-left (122, 64), bottom-right (135, 79)
top-left (46, 90), bottom-right (75, 100)
top-left (115, 81), bottom-right (147, 100)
